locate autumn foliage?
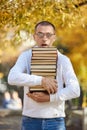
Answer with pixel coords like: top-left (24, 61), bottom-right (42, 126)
top-left (0, 0), bottom-right (87, 97)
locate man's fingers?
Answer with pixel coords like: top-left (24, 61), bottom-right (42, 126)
top-left (41, 77), bottom-right (58, 94)
top-left (46, 83), bottom-right (57, 94)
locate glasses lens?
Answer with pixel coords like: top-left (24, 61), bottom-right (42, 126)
top-left (37, 33), bottom-right (44, 38)
top-left (46, 33), bottom-right (53, 38)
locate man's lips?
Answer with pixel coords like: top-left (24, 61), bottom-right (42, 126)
top-left (41, 43), bottom-right (48, 47)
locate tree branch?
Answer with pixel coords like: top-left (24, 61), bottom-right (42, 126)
top-left (74, 1), bottom-right (87, 8)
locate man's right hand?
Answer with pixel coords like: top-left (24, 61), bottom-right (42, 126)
top-left (41, 77), bottom-right (58, 94)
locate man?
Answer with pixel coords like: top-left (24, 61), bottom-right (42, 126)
top-left (8, 21), bottom-right (80, 130)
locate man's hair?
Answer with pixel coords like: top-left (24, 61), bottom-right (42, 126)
top-left (35, 21), bottom-right (55, 31)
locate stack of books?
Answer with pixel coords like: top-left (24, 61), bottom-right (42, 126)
top-left (29, 47), bottom-right (58, 92)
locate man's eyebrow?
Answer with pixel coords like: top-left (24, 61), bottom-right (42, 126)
top-left (35, 32), bottom-right (54, 33)
top-left (36, 32), bottom-right (43, 33)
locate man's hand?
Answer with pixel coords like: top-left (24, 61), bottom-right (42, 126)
top-left (41, 77), bottom-right (57, 94)
top-left (27, 92), bottom-right (50, 102)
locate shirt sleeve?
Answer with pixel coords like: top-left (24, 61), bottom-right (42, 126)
top-left (50, 56), bottom-right (80, 103)
top-left (8, 51), bottom-right (42, 87)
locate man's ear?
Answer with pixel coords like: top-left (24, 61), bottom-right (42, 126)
top-left (33, 34), bottom-right (35, 40)
top-left (53, 35), bottom-right (57, 43)
top-left (54, 35), bottom-right (57, 41)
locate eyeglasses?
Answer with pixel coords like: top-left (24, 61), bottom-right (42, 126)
top-left (35, 32), bottom-right (55, 38)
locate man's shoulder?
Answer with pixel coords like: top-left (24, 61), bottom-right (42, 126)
top-left (20, 48), bottom-right (32, 57)
top-left (58, 51), bottom-right (69, 61)
top-left (57, 51), bottom-right (71, 67)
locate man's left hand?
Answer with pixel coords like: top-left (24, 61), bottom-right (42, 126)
top-left (26, 92), bottom-right (50, 102)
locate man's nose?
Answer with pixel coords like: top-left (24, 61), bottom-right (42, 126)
top-left (42, 35), bottom-right (48, 39)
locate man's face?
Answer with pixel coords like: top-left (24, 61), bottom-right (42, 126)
top-left (33, 25), bottom-right (56, 47)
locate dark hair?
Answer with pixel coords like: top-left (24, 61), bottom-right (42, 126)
top-left (35, 21), bottom-right (55, 31)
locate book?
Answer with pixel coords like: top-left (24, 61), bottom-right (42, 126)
top-left (31, 72), bottom-right (56, 76)
top-left (32, 47), bottom-right (57, 51)
top-left (32, 50), bottom-right (57, 55)
top-left (29, 86), bottom-right (47, 92)
top-left (32, 56), bottom-right (57, 60)
top-left (31, 59), bottom-right (56, 65)
top-left (32, 53), bottom-right (57, 57)
top-left (30, 69), bottom-right (56, 72)
top-left (31, 65), bottom-right (56, 69)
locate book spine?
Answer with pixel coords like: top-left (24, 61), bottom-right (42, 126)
top-left (32, 57), bottom-right (57, 60)
top-left (32, 47), bottom-right (57, 51)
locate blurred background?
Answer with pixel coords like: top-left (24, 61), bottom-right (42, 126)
top-left (0, 0), bottom-right (87, 130)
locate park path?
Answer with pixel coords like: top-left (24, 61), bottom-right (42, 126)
top-left (0, 116), bottom-right (21, 130)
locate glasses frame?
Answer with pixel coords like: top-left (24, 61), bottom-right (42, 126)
top-left (35, 32), bottom-right (55, 39)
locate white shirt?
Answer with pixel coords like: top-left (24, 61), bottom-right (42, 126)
top-left (8, 49), bottom-right (80, 118)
